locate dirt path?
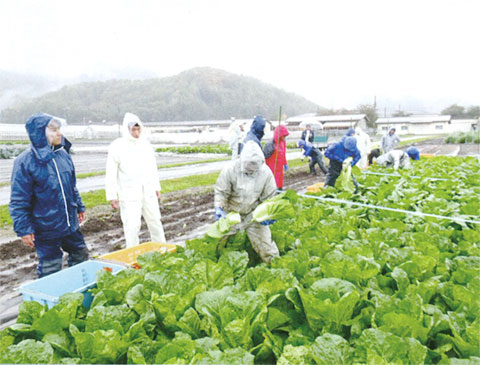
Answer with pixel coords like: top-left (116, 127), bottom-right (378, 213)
top-left (0, 165), bottom-right (320, 326)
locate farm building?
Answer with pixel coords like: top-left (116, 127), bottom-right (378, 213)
top-left (375, 115), bottom-right (479, 135)
top-left (286, 113), bottom-right (369, 131)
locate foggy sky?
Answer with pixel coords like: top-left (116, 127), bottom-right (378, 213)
top-left (1, 0), bottom-right (479, 113)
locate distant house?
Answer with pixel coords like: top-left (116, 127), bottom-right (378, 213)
top-left (286, 113), bottom-right (368, 131)
top-left (448, 119), bottom-right (479, 133)
top-left (375, 115), bottom-right (452, 135)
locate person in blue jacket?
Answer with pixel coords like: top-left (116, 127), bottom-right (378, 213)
top-left (9, 114), bottom-right (89, 278)
top-left (241, 115), bottom-right (267, 153)
top-left (405, 146), bottom-right (420, 160)
top-left (340, 128), bottom-right (355, 141)
top-left (298, 140), bottom-right (327, 175)
top-left (324, 136), bottom-right (361, 192)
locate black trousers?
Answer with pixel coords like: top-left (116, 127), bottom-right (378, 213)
top-left (309, 150), bottom-right (328, 174)
top-left (325, 159), bottom-right (358, 191)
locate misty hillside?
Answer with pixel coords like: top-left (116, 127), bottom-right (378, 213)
top-left (0, 70), bottom-right (63, 112)
top-left (0, 68), bottom-right (321, 124)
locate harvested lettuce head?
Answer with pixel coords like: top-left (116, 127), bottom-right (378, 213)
top-left (207, 212), bottom-right (242, 238)
top-left (251, 192), bottom-right (295, 223)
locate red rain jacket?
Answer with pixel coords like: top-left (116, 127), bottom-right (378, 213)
top-left (265, 125), bottom-right (289, 188)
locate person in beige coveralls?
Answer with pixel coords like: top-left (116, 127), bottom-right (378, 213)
top-left (214, 140), bottom-right (280, 264)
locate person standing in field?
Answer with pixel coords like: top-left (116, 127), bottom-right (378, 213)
top-left (265, 125), bottom-right (289, 189)
top-left (301, 124), bottom-right (314, 143)
top-left (228, 118), bottom-right (246, 160)
top-left (355, 127), bottom-right (371, 169)
top-left (9, 114), bottom-right (89, 277)
top-left (381, 127), bottom-right (400, 154)
top-left (105, 112), bottom-right (166, 248)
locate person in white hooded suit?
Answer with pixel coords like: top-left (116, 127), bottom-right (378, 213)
top-left (355, 127), bottom-right (371, 169)
top-left (105, 112), bottom-right (166, 247)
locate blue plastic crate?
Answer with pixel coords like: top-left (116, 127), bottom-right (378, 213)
top-left (18, 260), bottom-right (126, 309)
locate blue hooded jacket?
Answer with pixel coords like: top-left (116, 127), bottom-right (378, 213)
top-left (406, 147), bottom-right (420, 160)
top-left (243, 115), bottom-right (266, 149)
top-left (324, 138), bottom-right (361, 166)
top-left (298, 140), bottom-right (318, 158)
top-left (9, 114), bottom-right (85, 239)
top-left (340, 128), bottom-right (356, 142)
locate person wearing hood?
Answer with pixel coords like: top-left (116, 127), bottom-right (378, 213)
top-left (297, 140), bottom-right (328, 175)
top-left (214, 141), bottom-right (279, 264)
top-left (324, 136), bottom-right (361, 191)
top-left (265, 125), bottom-right (290, 189)
top-left (105, 112), bottom-right (166, 248)
top-left (375, 148), bottom-right (419, 170)
top-left (381, 127), bottom-right (400, 154)
top-left (340, 128), bottom-right (356, 142)
top-left (355, 127), bottom-right (371, 168)
top-left (9, 114), bottom-right (89, 278)
top-left (228, 118), bottom-right (246, 160)
top-left (241, 115), bottom-right (267, 152)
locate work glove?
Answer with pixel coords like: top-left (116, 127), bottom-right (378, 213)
top-left (214, 207), bottom-right (227, 221)
top-left (284, 164), bottom-right (289, 171)
top-left (260, 219), bottom-right (276, 226)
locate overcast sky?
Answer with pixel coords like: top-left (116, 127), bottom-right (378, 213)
top-left (1, 0), bottom-right (478, 112)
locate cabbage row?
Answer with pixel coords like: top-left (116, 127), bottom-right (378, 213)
top-left (1, 156), bottom-right (479, 364)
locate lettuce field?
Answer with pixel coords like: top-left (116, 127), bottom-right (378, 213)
top-left (1, 156), bottom-right (479, 364)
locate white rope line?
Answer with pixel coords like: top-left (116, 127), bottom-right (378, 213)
top-left (297, 193), bottom-right (480, 225)
top-left (362, 171), bottom-right (455, 181)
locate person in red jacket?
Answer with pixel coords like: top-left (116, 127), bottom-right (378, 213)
top-left (265, 125), bottom-right (289, 189)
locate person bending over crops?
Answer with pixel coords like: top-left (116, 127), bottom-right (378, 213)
top-left (375, 148), bottom-right (420, 170)
top-left (367, 148), bottom-right (381, 165)
top-left (298, 139), bottom-right (327, 176)
top-left (9, 114), bottom-right (89, 278)
top-left (324, 136), bottom-right (361, 192)
top-left (214, 141), bottom-right (280, 264)
top-left (105, 112), bottom-right (166, 248)
top-left (265, 125), bottom-right (289, 189)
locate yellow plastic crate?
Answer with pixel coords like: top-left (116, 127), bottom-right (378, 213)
top-left (421, 153), bottom-right (435, 158)
top-left (306, 182), bottom-right (324, 193)
top-left (99, 242), bottom-right (177, 268)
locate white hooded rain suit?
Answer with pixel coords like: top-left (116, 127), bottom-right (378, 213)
top-left (355, 127), bottom-right (371, 169)
top-left (228, 120), bottom-right (246, 160)
top-left (105, 113), bottom-right (166, 247)
top-left (214, 141), bottom-right (280, 263)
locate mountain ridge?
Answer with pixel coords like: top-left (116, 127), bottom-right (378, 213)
top-left (0, 67), bottom-right (322, 124)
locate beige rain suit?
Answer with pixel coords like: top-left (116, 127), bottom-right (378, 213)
top-left (214, 141), bottom-right (279, 263)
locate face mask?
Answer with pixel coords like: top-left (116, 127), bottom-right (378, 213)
top-left (243, 161), bottom-right (259, 175)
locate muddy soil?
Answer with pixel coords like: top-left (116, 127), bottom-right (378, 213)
top-left (409, 139), bottom-right (479, 156)
top-left (0, 165), bottom-right (321, 323)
